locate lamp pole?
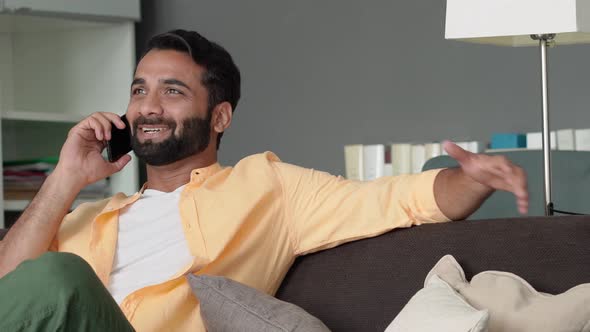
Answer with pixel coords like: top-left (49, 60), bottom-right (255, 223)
top-left (531, 33), bottom-right (555, 216)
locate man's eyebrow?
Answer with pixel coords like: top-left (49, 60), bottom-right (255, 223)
top-left (161, 78), bottom-right (191, 90)
top-left (131, 78), bottom-right (145, 86)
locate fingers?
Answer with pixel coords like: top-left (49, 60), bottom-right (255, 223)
top-left (102, 112), bottom-right (127, 130)
top-left (514, 169), bottom-right (529, 214)
top-left (483, 155), bottom-right (529, 214)
top-left (505, 164), bottom-right (529, 214)
top-left (79, 112), bottom-right (125, 141)
top-left (443, 140), bottom-right (472, 165)
top-left (462, 150), bottom-right (530, 215)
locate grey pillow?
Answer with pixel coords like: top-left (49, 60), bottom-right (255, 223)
top-left (187, 274), bottom-right (331, 332)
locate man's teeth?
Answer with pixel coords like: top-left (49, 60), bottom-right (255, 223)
top-left (142, 128), bottom-right (164, 133)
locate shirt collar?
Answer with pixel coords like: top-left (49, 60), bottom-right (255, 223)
top-left (104, 162), bottom-right (223, 212)
top-left (189, 162), bottom-right (223, 183)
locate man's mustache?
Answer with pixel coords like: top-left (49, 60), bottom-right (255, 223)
top-left (133, 116), bottom-right (177, 131)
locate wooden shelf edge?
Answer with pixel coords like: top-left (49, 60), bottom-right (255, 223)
top-left (4, 198), bottom-right (101, 211)
top-left (1, 110), bottom-right (87, 123)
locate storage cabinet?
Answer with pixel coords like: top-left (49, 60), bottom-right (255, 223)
top-left (0, 2), bottom-right (140, 227)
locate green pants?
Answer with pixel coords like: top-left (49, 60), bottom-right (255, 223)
top-left (0, 252), bottom-right (135, 332)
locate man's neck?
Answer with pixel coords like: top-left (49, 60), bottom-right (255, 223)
top-left (145, 151), bottom-right (217, 192)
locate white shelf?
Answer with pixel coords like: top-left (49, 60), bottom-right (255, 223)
top-left (0, 4), bottom-right (140, 228)
top-left (2, 110), bottom-right (86, 123)
top-left (4, 198), bottom-right (101, 211)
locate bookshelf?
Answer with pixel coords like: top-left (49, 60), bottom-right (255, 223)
top-left (0, 1), bottom-right (140, 228)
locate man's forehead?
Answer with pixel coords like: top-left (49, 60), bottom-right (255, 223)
top-left (135, 49), bottom-right (204, 80)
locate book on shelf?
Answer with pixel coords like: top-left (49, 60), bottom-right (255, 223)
top-left (525, 131), bottom-right (556, 150)
top-left (449, 141), bottom-right (486, 154)
top-left (3, 158), bottom-right (56, 196)
top-left (345, 139), bottom-right (487, 179)
top-left (3, 157), bottom-right (110, 203)
top-left (467, 141), bottom-right (486, 153)
top-left (344, 145), bottom-right (364, 181)
top-left (411, 144), bottom-right (426, 174)
top-left (490, 133), bottom-right (526, 150)
top-left (424, 143), bottom-right (442, 161)
top-left (556, 129), bottom-right (575, 151)
top-left (363, 144), bottom-right (385, 181)
top-left (383, 147), bottom-right (393, 177)
top-left (488, 129), bottom-right (587, 151)
top-left (575, 129), bottom-right (590, 151)
top-left (455, 141), bottom-right (470, 152)
top-left (390, 143), bottom-right (412, 176)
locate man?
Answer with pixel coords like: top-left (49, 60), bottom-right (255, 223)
top-left (0, 29), bottom-right (528, 331)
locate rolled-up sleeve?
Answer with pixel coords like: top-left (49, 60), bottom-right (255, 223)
top-left (273, 162), bottom-right (451, 256)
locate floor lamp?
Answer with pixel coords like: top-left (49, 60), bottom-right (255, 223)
top-left (445, 0), bottom-right (590, 216)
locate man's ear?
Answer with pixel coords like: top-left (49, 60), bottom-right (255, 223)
top-left (212, 102), bottom-right (233, 134)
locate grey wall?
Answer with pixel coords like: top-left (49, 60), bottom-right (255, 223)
top-left (135, 0), bottom-right (590, 176)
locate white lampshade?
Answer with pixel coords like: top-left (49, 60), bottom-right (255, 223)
top-left (445, 0), bottom-right (590, 46)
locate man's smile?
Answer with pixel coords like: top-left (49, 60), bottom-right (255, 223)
top-left (136, 124), bottom-right (172, 141)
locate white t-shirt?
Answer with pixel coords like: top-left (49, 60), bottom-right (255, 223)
top-left (108, 185), bottom-right (193, 304)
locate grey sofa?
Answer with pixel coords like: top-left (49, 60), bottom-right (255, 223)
top-left (276, 216), bottom-right (590, 331)
top-left (2, 216), bottom-right (590, 331)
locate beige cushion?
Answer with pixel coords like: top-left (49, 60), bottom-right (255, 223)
top-left (427, 255), bottom-right (590, 332)
top-left (385, 274), bottom-right (489, 332)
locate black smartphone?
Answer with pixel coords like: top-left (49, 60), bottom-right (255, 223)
top-left (106, 115), bottom-right (132, 162)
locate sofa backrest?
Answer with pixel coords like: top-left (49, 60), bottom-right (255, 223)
top-left (276, 216), bottom-right (590, 332)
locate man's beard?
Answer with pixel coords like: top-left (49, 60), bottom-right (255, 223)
top-left (131, 112), bottom-right (212, 166)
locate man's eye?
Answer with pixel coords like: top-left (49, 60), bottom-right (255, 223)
top-left (166, 88), bottom-right (181, 94)
top-left (132, 88), bottom-right (145, 95)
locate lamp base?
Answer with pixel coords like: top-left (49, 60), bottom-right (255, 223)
top-left (546, 202), bottom-right (554, 216)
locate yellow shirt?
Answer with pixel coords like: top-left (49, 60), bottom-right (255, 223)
top-left (55, 152), bottom-right (449, 331)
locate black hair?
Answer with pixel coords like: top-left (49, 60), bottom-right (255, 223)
top-left (142, 29), bottom-right (241, 149)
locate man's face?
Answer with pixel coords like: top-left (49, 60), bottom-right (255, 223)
top-left (126, 49), bottom-right (213, 166)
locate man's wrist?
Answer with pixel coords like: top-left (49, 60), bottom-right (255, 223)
top-left (456, 167), bottom-right (494, 197)
top-left (47, 167), bottom-right (87, 194)
top-left (434, 167), bottom-right (494, 221)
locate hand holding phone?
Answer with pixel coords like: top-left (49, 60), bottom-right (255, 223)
top-left (106, 115), bottom-right (132, 162)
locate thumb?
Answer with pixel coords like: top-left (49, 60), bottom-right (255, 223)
top-left (443, 140), bottom-right (472, 164)
top-left (108, 154), bottom-right (132, 173)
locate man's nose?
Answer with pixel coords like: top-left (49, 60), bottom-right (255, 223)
top-left (139, 93), bottom-right (164, 116)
